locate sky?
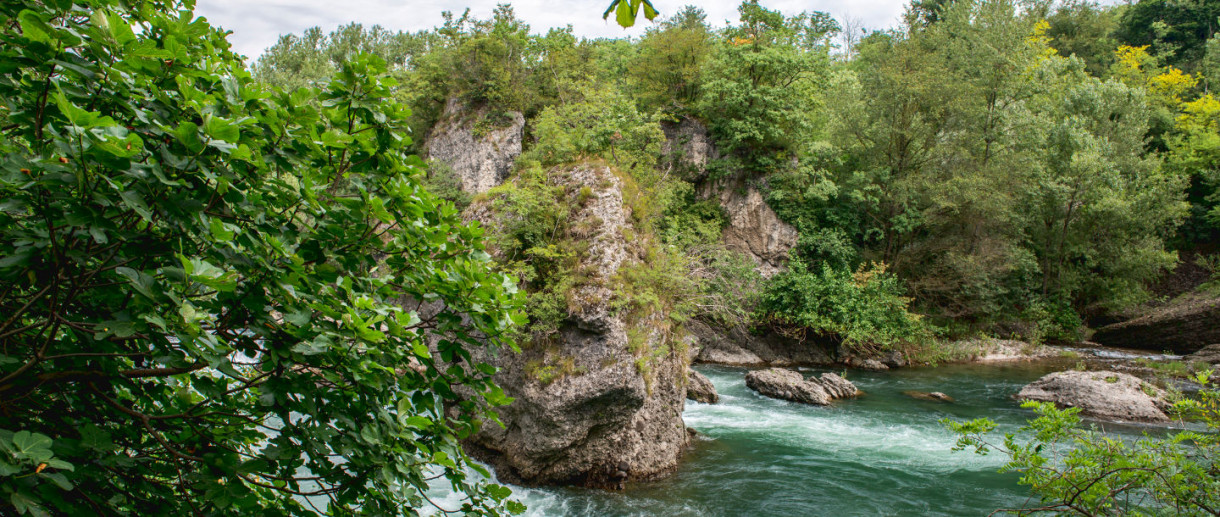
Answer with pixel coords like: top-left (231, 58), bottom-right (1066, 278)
top-left (195, 0), bottom-right (914, 60)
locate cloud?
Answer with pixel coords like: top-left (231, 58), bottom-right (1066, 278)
top-left (195, 0), bottom-right (913, 60)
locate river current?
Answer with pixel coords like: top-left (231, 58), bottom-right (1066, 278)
top-left (436, 361), bottom-right (1161, 516)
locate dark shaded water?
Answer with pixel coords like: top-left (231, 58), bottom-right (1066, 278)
top-left (436, 361), bottom-right (1163, 516)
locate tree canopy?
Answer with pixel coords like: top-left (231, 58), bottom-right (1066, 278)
top-left (0, 0), bottom-right (523, 514)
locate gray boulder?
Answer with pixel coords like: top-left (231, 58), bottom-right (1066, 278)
top-left (858, 359), bottom-right (889, 372)
top-left (1017, 370), bottom-right (1172, 423)
top-left (686, 369), bottom-right (719, 404)
top-left (904, 391), bottom-right (955, 403)
top-left (745, 368), bottom-right (859, 405)
top-left (425, 98), bottom-right (524, 194)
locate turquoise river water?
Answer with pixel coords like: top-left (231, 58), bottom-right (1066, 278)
top-left (434, 361), bottom-right (1167, 516)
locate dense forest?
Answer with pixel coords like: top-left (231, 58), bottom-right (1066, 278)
top-left (2, 0), bottom-right (1219, 515)
top-left (256, 0), bottom-right (1219, 355)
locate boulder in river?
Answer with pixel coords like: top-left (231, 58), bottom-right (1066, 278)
top-left (858, 359), bottom-right (889, 372)
top-left (745, 368), bottom-right (859, 405)
top-left (903, 391), bottom-right (955, 403)
top-left (686, 369), bottom-right (719, 404)
top-left (1017, 370), bottom-right (1172, 423)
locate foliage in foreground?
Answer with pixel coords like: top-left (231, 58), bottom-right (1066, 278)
top-left (945, 373), bottom-right (1220, 516)
top-left (0, 0), bottom-right (524, 514)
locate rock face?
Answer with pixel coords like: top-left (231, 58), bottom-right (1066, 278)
top-left (464, 163), bottom-right (689, 488)
top-left (687, 319), bottom-right (833, 366)
top-left (686, 369), bottom-right (719, 404)
top-left (1017, 371), bottom-right (1172, 423)
top-left (661, 118), bottom-right (719, 179)
top-left (744, 368), bottom-right (859, 405)
top-left (1187, 344), bottom-right (1220, 365)
top-left (425, 98), bottom-right (524, 194)
top-left (1092, 294), bottom-right (1220, 354)
top-left (703, 175), bottom-right (799, 277)
top-left (661, 117), bottom-right (797, 277)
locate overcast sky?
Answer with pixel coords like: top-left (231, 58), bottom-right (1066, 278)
top-left (195, 0), bottom-right (915, 60)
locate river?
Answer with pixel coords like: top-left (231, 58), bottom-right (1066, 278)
top-left (478, 361), bottom-right (1164, 516)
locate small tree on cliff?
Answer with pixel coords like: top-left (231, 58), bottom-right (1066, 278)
top-left (0, 0), bottom-right (524, 514)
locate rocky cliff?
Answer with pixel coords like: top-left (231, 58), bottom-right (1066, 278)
top-left (425, 98), bottom-right (524, 194)
top-left (662, 117), bottom-right (797, 277)
top-left (1091, 292), bottom-right (1220, 354)
top-left (465, 163), bottom-right (689, 488)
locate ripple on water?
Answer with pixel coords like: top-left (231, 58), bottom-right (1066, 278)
top-left (430, 363), bottom-right (1107, 516)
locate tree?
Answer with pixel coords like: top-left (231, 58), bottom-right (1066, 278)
top-left (696, 1), bottom-right (835, 172)
top-left (1017, 57), bottom-right (1187, 310)
top-left (946, 376), bottom-right (1220, 516)
top-left (1044, 0), bottom-right (1120, 77)
top-left (0, 0), bottom-right (524, 514)
top-left (1115, 0), bottom-right (1220, 73)
top-left (628, 6), bottom-right (713, 115)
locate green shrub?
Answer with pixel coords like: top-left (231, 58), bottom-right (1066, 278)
top-left (757, 259), bottom-right (933, 354)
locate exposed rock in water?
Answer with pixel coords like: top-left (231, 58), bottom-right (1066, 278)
top-left (744, 368), bottom-right (859, 405)
top-left (425, 98), bottom-right (524, 194)
top-left (1091, 293), bottom-right (1220, 354)
top-left (660, 117), bottom-right (797, 277)
top-left (687, 319), bottom-right (833, 367)
top-left (817, 372), bottom-right (859, 399)
top-left (904, 391), bottom-right (954, 403)
top-left (857, 359), bottom-right (889, 372)
top-left (880, 350), bottom-right (907, 368)
top-left (686, 369), bottom-right (719, 404)
top-left (463, 163), bottom-right (688, 488)
top-left (1017, 370), bottom-right (1172, 423)
top-left (1187, 344), bottom-right (1220, 365)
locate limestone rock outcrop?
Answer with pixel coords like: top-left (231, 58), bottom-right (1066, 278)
top-left (687, 319), bottom-right (833, 366)
top-left (464, 163), bottom-right (689, 488)
top-left (702, 175), bottom-right (799, 277)
top-left (686, 369), bottom-right (719, 404)
top-left (1091, 293), bottom-right (1220, 354)
top-left (744, 368), bottom-right (859, 405)
top-left (661, 117), bottom-right (719, 180)
top-left (1017, 370), bottom-right (1172, 423)
top-left (425, 98), bottom-right (524, 194)
top-left (660, 117), bottom-right (797, 277)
